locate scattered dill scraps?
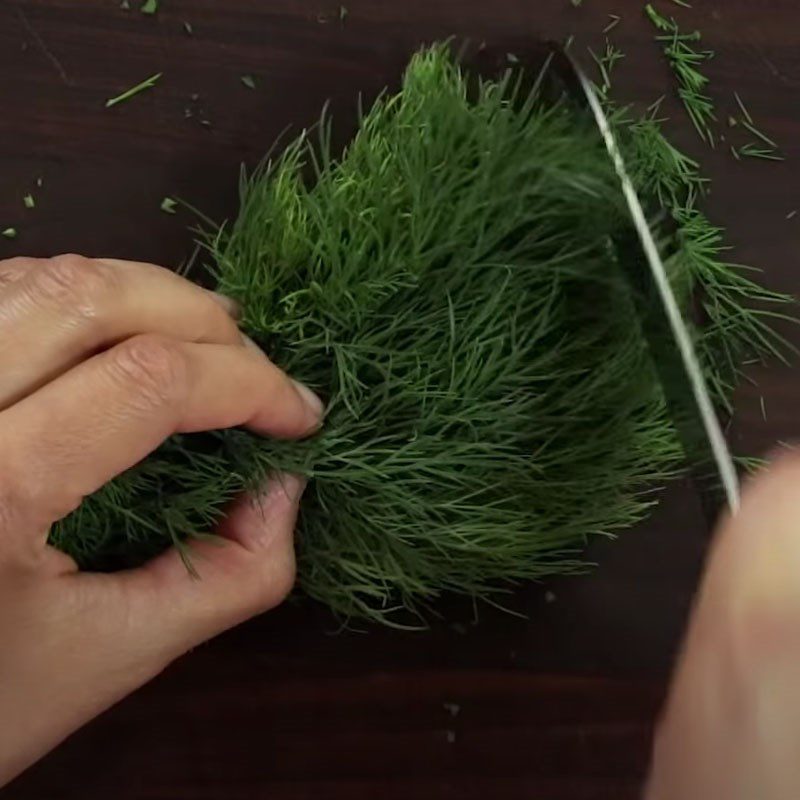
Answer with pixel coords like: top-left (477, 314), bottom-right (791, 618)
top-left (105, 72), bottom-right (162, 108)
top-left (646, 5), bottom-right (716, 145)
top-left (728, 93), bottom-right (783, 161)
top-left (589, 39), bottom-right (625, 97)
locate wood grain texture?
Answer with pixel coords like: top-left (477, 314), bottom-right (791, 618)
top-left (1, 0), bottom-right (799, 797)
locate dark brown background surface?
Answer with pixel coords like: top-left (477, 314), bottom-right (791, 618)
top-left (1, 0), bottom-right (799, 797)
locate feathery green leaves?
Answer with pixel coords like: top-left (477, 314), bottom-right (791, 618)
top-left (646, 6), bottom-right (717, 144)
top-left (52, 45), bottom-right (788, 625)
top-left (105, 72), bottom-right (162, 108)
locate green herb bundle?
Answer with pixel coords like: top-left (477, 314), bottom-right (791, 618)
top-left (52, 45), bottom-right (785, 625)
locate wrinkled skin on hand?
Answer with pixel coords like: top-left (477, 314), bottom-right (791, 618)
top-left (0, 255), bottom-right (320, 786)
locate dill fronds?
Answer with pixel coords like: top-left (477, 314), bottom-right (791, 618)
top-left (52, 45), bottom-right (788, 625)
top-left (105, 72), bottom-right (162, 108)
top-left (645, 3), bottom-right (673, 32)
top-left (729, 93), bottom-right (783, 161)
top-left (646, 6), bottom-right (716, 145)
top-left (590, 39), bottom-right (625, 97)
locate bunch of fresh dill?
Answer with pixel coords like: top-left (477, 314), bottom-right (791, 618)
top-left (51, 45), bottom-right (785, 625)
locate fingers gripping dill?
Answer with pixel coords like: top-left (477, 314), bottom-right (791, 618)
top-left (51, 46), bottom-right (785, 625)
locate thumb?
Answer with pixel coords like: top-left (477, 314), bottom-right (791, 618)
top-left (647, 453), bottom-right (800, 800)
top-left (116, 473), bottom-right (305, 663)
top-left (1, 475), bottom-right (305, 776)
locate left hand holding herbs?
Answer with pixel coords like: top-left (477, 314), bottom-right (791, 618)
top-left (0, 255), bottom-right (321, 787)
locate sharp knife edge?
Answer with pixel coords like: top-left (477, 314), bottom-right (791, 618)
top-left (570, 62), bottom-right (741, 515)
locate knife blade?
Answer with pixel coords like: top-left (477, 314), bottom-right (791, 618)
top-left (563, 54), bottom-right (741, 518)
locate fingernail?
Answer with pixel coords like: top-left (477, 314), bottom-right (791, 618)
top-left (291, 378), bottom-right (324, 422)
top-left (209, 290), bottom-right (242, 320)
top-left (266, 473), bottom-right (307, 506)
top-left (253, 473), bottom-right (306, 525)
top-left (241, 336), bottom-right (323, 424)
top-left (245, 474), bottom-right (306, 549)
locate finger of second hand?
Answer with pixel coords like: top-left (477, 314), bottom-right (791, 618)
top-left (0, 255), bottom-right (242, 410)
top-left (0, 334), bottom-right (322, 534)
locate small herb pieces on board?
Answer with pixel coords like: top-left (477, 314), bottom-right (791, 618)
top-left (105, 72), bottom-right (162, 108)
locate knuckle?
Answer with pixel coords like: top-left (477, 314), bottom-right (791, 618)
top-left (0, 465), bottom-right (62, 543)
top-left (107, 334), bottom-right (188, 411)
top-left (29, 254), bottom-right (118, 317)
top-left (0, 447), bottom-right (81, 534)
top-left (0, 257), bottom-right (32, 287)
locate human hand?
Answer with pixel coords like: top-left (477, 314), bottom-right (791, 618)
top-left (648, 453), bottom-right (800, 799)
top-left (0, 255), bottom-right (322, 786)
